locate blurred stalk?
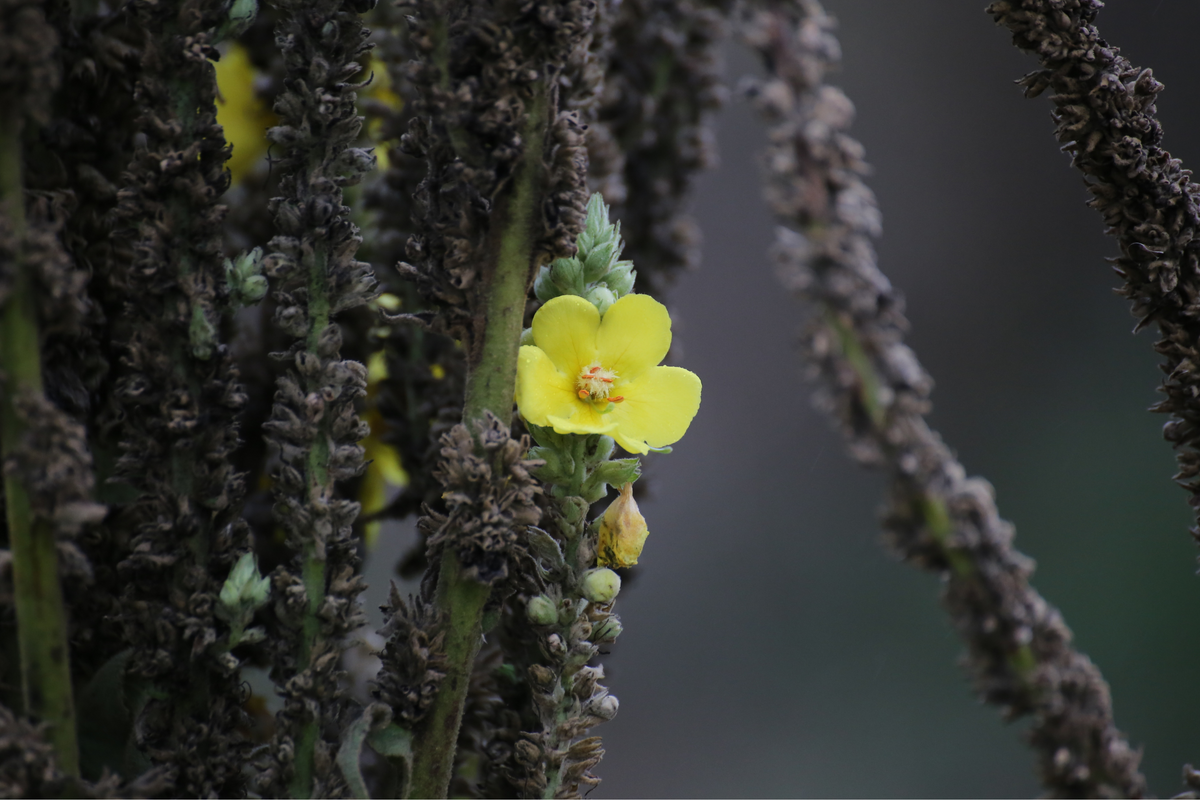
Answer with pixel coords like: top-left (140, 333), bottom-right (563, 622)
top-left (408, 88), bottom-right (547, 800)
top-left (0, 114), bottom-right (80, 778)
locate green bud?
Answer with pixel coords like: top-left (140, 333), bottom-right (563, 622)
top-left (593, 615), bottom-right (623, 643)
top-left (216, 0), bottom-right (258, 42)
top-left (526, 595), bottom-right (558, 626)
top-left (581, 568), bottom-right (621, 604)
top-left (582, 241), bottom-right (617, 282)
top-left (550, 257), bottom-right (585, 295)
top-left (587, 435), bottom-right (616, 465)
top-left (218, 573), bottom-right (242, 611)
top-left (603, 262), bottom-right (636, 297)
top-left (219, 552), bottom-right (271, 616)
top-left (585, 285), bottom-right (616, 315)
top-left (226, 247), bottom-right (267, 307)
top-left (520, 326), bottom-right (536, 347)
top-left (582, 193), bottom-right (611, 244)
top-left (533, 265), bottom-right (560, 303)
top-left (244, 571), bottom-right (271, 609)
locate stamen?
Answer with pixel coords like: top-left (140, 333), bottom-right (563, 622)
top-left (611, 396), bottom-right (624, 403)
top-left (576, 361), bottom-right (620, 403)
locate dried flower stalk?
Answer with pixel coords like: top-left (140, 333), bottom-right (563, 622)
top-left (255, 0), bottom-right (377, 793)
top-left (736, 0), bottom-right (1146, 795)
top-left (986, 1), bottom-right (1200, 563)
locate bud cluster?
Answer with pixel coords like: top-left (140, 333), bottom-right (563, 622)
top-left (533, 193), bottom-right (637, 314)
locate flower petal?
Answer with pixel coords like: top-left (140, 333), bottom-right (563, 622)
top-left (531, 295), bottom-right (600, 374)
top-left (607, 366), bottom-right (701, 454)
top-left (596, 294), bottom-right (672, 381)
top-left (546, 406), bottom-right (618, 437)
top-left (515, 346), bottom-right (576, 427)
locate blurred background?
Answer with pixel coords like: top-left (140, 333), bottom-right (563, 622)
top-left (366, 1), bottom-right (1200, 795)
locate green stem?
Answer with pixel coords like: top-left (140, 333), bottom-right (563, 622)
top-left (460, 92), bottom-right (546, 424)
top-left (290, 220), bottom-right (333, 800)
top-left (409, 88), bottom-right (548, 799)
top-left (0, 116), bottom-right (80, 777)
top-left (407, 550), bottom-right (490, 800)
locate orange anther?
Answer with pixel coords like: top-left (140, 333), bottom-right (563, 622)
top-left (589, 366), bottom-right (602, 374)
top-left (577, 389), bottom-right (590, 399)
top-left (600, 377), bottom-right (614, 383)
top-left (611, 396), bottom-right (624, 403)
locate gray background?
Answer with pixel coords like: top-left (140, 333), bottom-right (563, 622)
top-left (370, 1), bottom-right (1200, 795)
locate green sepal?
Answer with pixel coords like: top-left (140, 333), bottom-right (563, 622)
top-left (529, 444), bottom-right (575, 486)
top-left (580, 458), bottom-right (640, 503)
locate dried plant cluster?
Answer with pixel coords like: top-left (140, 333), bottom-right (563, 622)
top-left (0, 0), bottom-right (1199, 797)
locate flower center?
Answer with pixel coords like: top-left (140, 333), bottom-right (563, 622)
top-left (576, 362), bottom-right (624, 405)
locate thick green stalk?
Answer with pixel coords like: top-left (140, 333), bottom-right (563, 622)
top-left (409, 90), bottom-right (548, 800)
top-left (290, 228), bottom-right (333, 800)
top-left (0, 117), bottom-right (80, 777)
top-left (407, 550), bottom-right (490, 800)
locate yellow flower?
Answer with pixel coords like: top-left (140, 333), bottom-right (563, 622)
top-left (214, 43), bottom-right (277, 184)
top-left (597, 483), bottom-right (649, 568)
top-left (516, 294), bottom-right (701, 455)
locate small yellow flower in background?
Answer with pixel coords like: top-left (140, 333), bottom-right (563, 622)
top-left (597, 483), bottom-right (649, 568)
top-left (214, 42), bottom-right (276, 184)
top-left (515, 293), bottom-right (701, 455)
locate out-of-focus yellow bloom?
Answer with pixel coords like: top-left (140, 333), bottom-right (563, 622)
top-left (214, 42), bottom-right (276, 184)
top-left (360, 350), bottom-right (407, 548)
top-left (515, 294), bottom-right (701, 455)
top-left (360, 62), bottom-right (402, 171)
top-left (597, 483), bottom-right (649, 568)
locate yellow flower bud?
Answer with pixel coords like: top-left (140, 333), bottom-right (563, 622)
top-left (597, 482), bottom-right (649, 568)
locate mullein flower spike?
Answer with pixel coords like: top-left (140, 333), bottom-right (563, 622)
top-left (516, 293), bottom-right (701, 455)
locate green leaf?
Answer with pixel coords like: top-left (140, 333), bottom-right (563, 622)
top-left (338, 705), bottom-right (406, 799)
top-left (368, 722), bottom-right (414, 799)
top-left (526, 526), bottom-right (566, 575)
top-left (337, 711), bottom-right (373, 799)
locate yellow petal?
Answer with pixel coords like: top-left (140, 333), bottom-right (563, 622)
top-left (608, 366), bottom-right (701, 454)
top-left (372, 442), bottom-right (407, 487)
top-left (214, 43), bottom-right (275, 184)
top-left (531, 295), bottom-right (600, 374)
top-left (367, 351), bottom-right (388, 383)
top-left (516, 345), bottom-right (577, 427)
top-left (596, 293), bottom-right (672, 381)
top-left (546, 405), bottom-right (618, 437)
